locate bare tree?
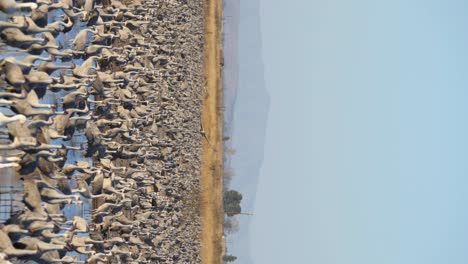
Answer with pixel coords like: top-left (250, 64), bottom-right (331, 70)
top-left (225, 147), bottom-right (236, 155)
top-left (224, 217), bottom-right (240, 234)
top-left (223, 168), bottom-right (235, 187)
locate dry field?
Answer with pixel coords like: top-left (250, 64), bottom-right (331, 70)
top-left (200, 0), bottom-right (224, 263)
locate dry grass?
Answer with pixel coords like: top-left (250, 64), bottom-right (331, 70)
top-left (200, 0), bottom-right (224, 263)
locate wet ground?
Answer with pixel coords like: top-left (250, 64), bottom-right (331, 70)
top-left (0, 9), bottom-right (92, 262)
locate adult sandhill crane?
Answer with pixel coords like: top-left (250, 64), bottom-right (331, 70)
top-left (39, 126), bottom-right (67, 141)
top-left (27, 117), bottom-right (53, 131)
top-left (0, 20), bottom-right (24, 32)
top-left (9, 98), bottom-right (55, 117)
top-left (14, 236), bottom-right (65, 252)
top-left (0, 162), bottom-right (20, 168)
top-left (21, 55), bottom-right (52, 65)
top-left (0, 113), bottom-right (26, 126)
top-left (60, 161), bottom-right (90, 176)
top-left (0, 230), bottom-right (37, 257)
top-left (1, 224), bottom-right (28, 244)
top-left (71, 216), bottom-right (88, 232)
top-left (45, 20), bottom-right (68, 36)
top-left (0, 0), bottom-right (37, 14)
top-left (36, 61), bottom-right (74, 75)
top-left (61, 87), bottom-right (87, 109)
top-left (0, 28), bottom-right (44, 49)
top-left (73, 180), bottom-right (105, 199)
top-left (18, 151), bottom-right (63, 175)
top-left (25, 90), bottom-right (54, 109)
top-left (31, 3), bottom-right (50, 27)
top-left (25, 70), bottom-right (53, 85)
top-left (12, 208), bottom-right (48, 227)
top-left (49, 255), bottom-right (85, 264)
top-left (6, 121), bottom-right (36, 145)
top-left (10, 16), bottom-right (55, 34)
top-left (21, 42), bottom-right (59, 56)
top-left (49, 2), bottom-right (86, 20)
top-left (72, 28), bottom-right (95, 51)
top-left (2, 55), bottom-right (52, 74)
top-left (72, 56), bottom-right (101, 78)
top-left (0, 156), bottom-right (20, 165)
top-left (92, 202), bottom-right (120, 215)
top-left (0, 136), bottom-right (36, 150)
top-left (22, 177), bottom-right (45, 214)
top-left (84, 44), bottom-right (112, 56)
top-left (27, 221), bottom-right (55, 234)
top-left (100, 158), bottom-right (126, 171)
top-left (109, 221), bottom-right (133, 232)
top-left (76, 0), bottom-right (95, 12)
top-left (0, 57), bottom-right (26, 86)
top-left (36, 180), bottom-right (80, 204)
top-left (60, 15), bottom-right (74, 33)
top-left (96, 71), bottom-right (124, 83)
top-left (67, 235), bottom-right (98, 254)
top-left (0, 89), bottom-right (26, 99)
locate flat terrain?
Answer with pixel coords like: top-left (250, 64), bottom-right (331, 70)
top-left (200, 0), bottom-right (224, 263)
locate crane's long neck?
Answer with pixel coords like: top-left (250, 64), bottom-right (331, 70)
top-left (16, 3), bottom-right (38, 11)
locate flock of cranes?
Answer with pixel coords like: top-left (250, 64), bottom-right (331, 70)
top-left (0, 0), bottom-right (205, 263)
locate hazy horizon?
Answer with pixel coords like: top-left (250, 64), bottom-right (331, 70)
top-left (227, 0), bottom-right (468, 263)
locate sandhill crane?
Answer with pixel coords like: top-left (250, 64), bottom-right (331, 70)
top-left (0, 0), bottom-right (37, 14)
top-left (0, 230), bottom-right (37, 257)
top-left (0, 58), bottom-right (26, 86)
top-left (0, 28), bottom-right (44, 49)
top-left (0, 113), bottom-right (26, 126)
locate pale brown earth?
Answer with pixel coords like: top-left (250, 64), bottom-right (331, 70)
top-left (200, 0), bottom-right (224, 263)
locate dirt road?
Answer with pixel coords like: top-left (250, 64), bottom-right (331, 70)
top-left (200, 0), bottom-right (223, 263)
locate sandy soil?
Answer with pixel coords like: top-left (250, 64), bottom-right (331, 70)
top-left (200, 0), bottom-right (224, 263)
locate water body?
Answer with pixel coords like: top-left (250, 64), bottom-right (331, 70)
top-left (0, 9), bottom-right (91, 244)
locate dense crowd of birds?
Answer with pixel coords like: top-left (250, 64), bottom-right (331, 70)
top-left (0, 0), bottom-right (206, 263)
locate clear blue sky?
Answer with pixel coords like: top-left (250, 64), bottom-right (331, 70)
top-left (232, 0), bottom-right (468, 263)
